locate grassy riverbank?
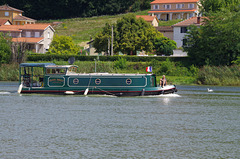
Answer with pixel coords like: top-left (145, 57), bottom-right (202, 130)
top-left (2, 61), bottom-right (239, 86)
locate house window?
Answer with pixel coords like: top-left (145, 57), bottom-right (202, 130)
top-left (5, 12), bottom-right (9, 16)
top-left (153, 5), bottom-right (159, 9)
top-left (164, 4), bottom-right (171, 9)
top-left (35, 32), bottom-right (40, 37)
top-left (183, 39), bottom-right (188, 47)
top-left (47, 32), bottom-right (50, 38)
top-left (26, 31), bottom-right (31, 37)
top-left (189, 13), bottom-right (194, 18)
top-left (188, 4), bottom-right (194, 8)
top-left (176, 4), bottom-right (184, 9)
top-left (181, 27), bottom-right (188, 33)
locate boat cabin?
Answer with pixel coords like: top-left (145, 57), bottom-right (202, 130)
top-left (19, 63), bottom-right (78, 88)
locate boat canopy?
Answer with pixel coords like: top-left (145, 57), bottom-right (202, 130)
top-left (20, 63), bottom-right (56, 67)
top-left (45, 65), bottom-right (78, 69)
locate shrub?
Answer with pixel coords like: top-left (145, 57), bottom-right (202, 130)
top-left (114, 57), bottom-right (128, 69)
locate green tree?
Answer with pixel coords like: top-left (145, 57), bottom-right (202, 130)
top-left (94, 14), bottom-right (163, 55)
top-left (48, 34), bottom-right (80, 55)
top-left (154, 37), bottom-right (177, 56)
top-left (0, 33), bottom-right (12, 64)
top-left (184, 9), bottom-right (240, 66)
top-left (200, 0), bottom-right (240, 14)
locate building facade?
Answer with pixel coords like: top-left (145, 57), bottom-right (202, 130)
top-left (148, 0), bottom-right (200, 21)
top-left (172, 16), bottom-right (204, 48)
top-left (0, 24), bottom-right (55, 53)
top-left (0, 4), bottom-right (36, 25)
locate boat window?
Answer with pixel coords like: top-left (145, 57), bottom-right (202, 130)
top-left (46, 68), bottom-right (66, 75)
top-left (126, 79), bottom-right (132, 85)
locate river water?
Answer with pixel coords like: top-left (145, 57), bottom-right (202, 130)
top-left (0, 82), bottom-right (239, 158)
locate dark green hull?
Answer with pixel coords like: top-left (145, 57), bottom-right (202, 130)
top-left (18, 63), bottom-right (177, 96)
top-left (20, 74), bottom-right (177, 96)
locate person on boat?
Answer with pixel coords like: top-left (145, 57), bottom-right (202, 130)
top-left (160, 75), bottom-right (167, 87)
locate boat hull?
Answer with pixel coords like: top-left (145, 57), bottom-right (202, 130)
top-left (20, 85), bottom-right (177, 96)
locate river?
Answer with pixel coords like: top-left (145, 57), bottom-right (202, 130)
top-left (0, 82), bottom-right (239, 158)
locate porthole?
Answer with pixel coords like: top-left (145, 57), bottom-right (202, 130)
top-left (73, 78), bottom-right (79, 84)
top-left (95, 79), bottom-right (101, 85)
top-left (126, 78), bottom-right (132, 85)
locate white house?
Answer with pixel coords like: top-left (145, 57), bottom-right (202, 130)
top-left (0, 23), bottom-right (55, 53)
top-left (172, 16), bottom-right (204, 48)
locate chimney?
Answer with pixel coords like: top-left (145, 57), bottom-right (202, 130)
top-left (197, 17), bottom-right (201, 24)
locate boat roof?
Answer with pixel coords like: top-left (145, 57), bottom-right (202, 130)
top-left (45, 65), bottom-right (78, 68)
top-left (20, 63), bottom-right (56, 67)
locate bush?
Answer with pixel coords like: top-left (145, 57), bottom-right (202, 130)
top-left (114, 57), bottom-right (128, 69)
top-left (197, 65), bottom-right (240, 86)
top-left (27, 54), bottom-right (189, 63)
top-left (0, 33), bottom-right (11, 64)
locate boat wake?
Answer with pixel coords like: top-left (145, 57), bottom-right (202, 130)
top-left (0, 91), bottom-right (11, 95)
top-left (145, 94), bottom-right (181, 98)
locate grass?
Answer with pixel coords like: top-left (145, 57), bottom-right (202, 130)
top-left (39, 10), bottom-right (181, 44)
top-left (158, 19), bottom-right (183, 26)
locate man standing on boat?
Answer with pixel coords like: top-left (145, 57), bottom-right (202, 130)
top-left (160, 75), bottom-right (167, 87)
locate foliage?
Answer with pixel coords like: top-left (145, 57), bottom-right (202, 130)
top-left (197, 65), bottom-right (240, 86)
top-left (11, 42), bottom-right (27, 64)
top-left (47, 34), bottom-right (80, 55)
top-left (2, 0), bottom-right (153, 20)
top-left (200, 0), bottom-right (240, 14)
top-left (154, 37), bottom-right (177, 56)
top-left (27, 54), bottom-right (189, 62)
top-left (114, 58), bottom-right (128, 69)
top-left (158, 19), bottom-right (182, 26)
top-left (94, 14), bottom-right (163, 55)
top-left (184, 9), bottom-right (240, 66)
top-left (0, 63), bottom-right (19, 81)
top-left (0, 33), bottom-right (12, 64)
top-left (232, 56), bottom-right (240, 65)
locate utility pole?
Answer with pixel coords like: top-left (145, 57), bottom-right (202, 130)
top-left (111, 25), bottom-right (114, 56)
top-left (108, 38), bottom-right (110, 56)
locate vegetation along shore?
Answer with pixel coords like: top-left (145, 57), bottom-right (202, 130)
top-left (1, 58), bottom-right (240, 86)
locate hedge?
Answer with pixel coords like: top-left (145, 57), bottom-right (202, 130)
top-left (27, 54), bottom-right (190, 63)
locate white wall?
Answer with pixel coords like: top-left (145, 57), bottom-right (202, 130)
top-left (173, 27), bottom-right (187, 48)
top-left (43, 27), bottom-right (54, 53)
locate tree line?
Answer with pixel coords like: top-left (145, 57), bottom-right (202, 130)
top-left (0, 0), bottom-right (153, 20)
top-left (184, 0), bottom-right (240, 66)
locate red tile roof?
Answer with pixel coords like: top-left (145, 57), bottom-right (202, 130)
top-left (12, 37), bottom-right (44, 43)
top-left (136, 15), bottom-right (157, 22)
top-left (0, 23), bottom-right (52, 31)
top-left (151, 0), bottom-right (199, 4)
top-left (13, 15), bottom-right (36, 21)
top-left (0, 4), bottom-right (23, 12)
top-left (0, 25), bottom-right (22, 32)
top-left (0, 19), bottom-right (11, 25)
top-left (148, 9), bottom-right (197, 13)
top-left (156, 26), bottom-right (173, 32)
top-left (172, 17), bottom-right (205, 27)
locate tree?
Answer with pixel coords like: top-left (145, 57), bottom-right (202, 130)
top-left (94, 14), bottom-right (163, 55)
top-left (0, 33), bottom-right (12, 64)
top-left (11, 41), bottom-right (27, 64)
top-left (184, 9), bottom-right (240, 66)
top-left (200, 0), bottom-right (240, 14)
top-left (154, 37), bottom-right (177, 56)
top-left (48, 35), bottom-right (80, 55)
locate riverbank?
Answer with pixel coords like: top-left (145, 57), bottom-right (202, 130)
top-left (0, 62), bottom-right (239, 86)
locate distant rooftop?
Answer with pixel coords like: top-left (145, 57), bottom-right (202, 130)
top-left (0, 4), bottom-right (23, 12)
top-left (151, 0), bottom-right (199, 4)
top-left (172, 17), bottom-right (205, 27)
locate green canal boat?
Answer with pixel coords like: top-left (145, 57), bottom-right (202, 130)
top-left (18, 63), bottom-right (177, 96)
